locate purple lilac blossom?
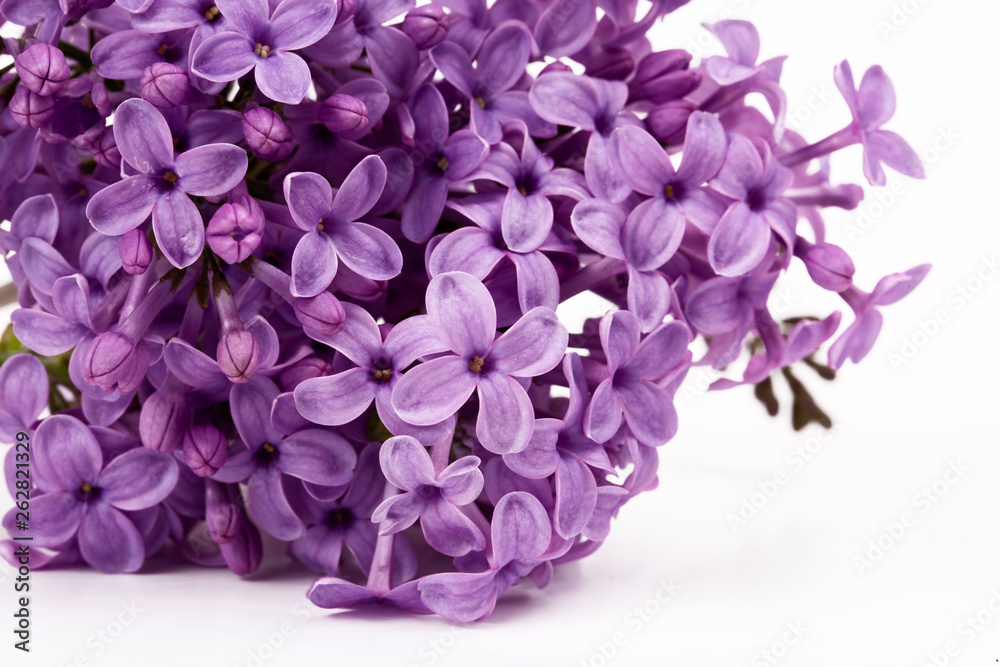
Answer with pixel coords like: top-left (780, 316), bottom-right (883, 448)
top-left (0, 3), bottom-right (930, 621)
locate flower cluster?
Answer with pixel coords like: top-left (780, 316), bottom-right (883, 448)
top-left (0, 0), bottom-right (928, 621)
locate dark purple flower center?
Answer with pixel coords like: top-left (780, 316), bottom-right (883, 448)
top-left (327, 508), bottom-right (354, 529)
top-left (253, 43), bottom-right (273, 59)
top-left (594, 114), bottom-right (616, 138)
top-left (468, 356), bottom-right (485, 374)
top-left (515, 170), bottom-right (540, 197)
top-left (76, 482), bottom-right (101, 502)
top-left (255, 442), bottom-right (278, 466)
top-left (746, 187), bottom-right (768, 212)
top-left (164, 171), bottom-right (178, 183)
top-left (664, 181), bottom-right (686, 200)
top-left (416, 485), bottom-right (439, 501)
top-left (204, 6), bottom-right (221, 21)
top-left (436, 155), bottom-right (450, 173)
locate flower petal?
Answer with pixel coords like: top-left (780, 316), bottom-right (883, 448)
top-left (426, 271), bottom-right (496, 357)
top-left (490, 307), bottom-right (567, 377)
top-left (609, 126), bottom-right (673, 196)
top-left (268, 0), bottom-right (338, 51)
top-left (278, 429), bottom-right (357, 487)
top-left (246, 467), bottom-right (304, 540)
top-left (35, 415), bottom-right (103, 491)
top-left (502, 190), bottom-right (552, 253)
top-left (492, 490), bottom-right (551, 565)
top-left (619, 380), bottom-right (677, 446)
top-left (583, 378), bottom-right (622, 444)
top-left (570, 199), bottom-right (625, 258)
top-left (192, 31), bottom-right (257, 83)
top-left (418, 571), bottom-right (498, 622)
top-left (330, 155), bottom-right (386, 222)
top-left (379, 435), bottom-right (436, 491)
top-left (622, 197), bottom-right (685, 271)
top-left (78, 504), bottom-right (146, 573)
top-left (86, 176), bottom-right (159, 236)
top-left (113, 98), bottom-right (175, 174)
top-left (30, 492), bottom-right (84, 546)
top-left (707, 203), bottom-right (771, 277)
top-left (255, 50), bottom-right (312, 104)
top-left (175, 144), bottom-right (249, 197)
top-left (420, 499), bottom-right (486, 557)
top-left (392, 357), bottom-right (478, 426)
top-left (554, 454), bottom-right (598, 538)
top-left (294, 368), bottom-right (376, 426)
top-left (475, 373), bottom-right (533, 454)
top-left (98, 449), bottom-right (179, 511)
top-left (291, 230), bottom-right (338, 297)
top-left (152, 192), bottom-right (205, 268)
top-left (326, 222), bottom-right (402, 281)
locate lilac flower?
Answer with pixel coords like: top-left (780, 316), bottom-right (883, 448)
top-left (372, 435), bottom-right (485, 557)
top-left (529, 72), bottom-right (635, 202)
top-left (474, 122), bottom-right (589, 252)
top-left (418, 491), bottom-right (552, 622)
top-left (779, 61), bottom-right (924, 186)
top-left (86, 99), bottom-right (248, 268)
top-left (504, 353), bottom-right (614, 538)
top-left (392, 272), bottom-right (568, 454)
top-left (829, 264), bottom-right (930, 369)
top-left (702, 20), bottom-right (787, 86)
top-left (285, 157), bottom-right (403, 297)
top-left (212, 376), bottom-right (357, 540)
top-left (707, 133), bottom-right (796, 277)
top-left (430, 23), bottom-right (553, 144)
top-left (293, 302), bottom-right (451, 441)
top-left (429, 193), bottom-right (565, 312)
top-left (401, 84), bottom-right (489, 243)
top-left (29, 415), bottom-right (178, 573)
top-left (583, 310), bottom-right (691, 447)
top-left (0, 355), bottom-right (48, 443)
top-left (191, 0), bottom-right (338, 104)
top-left (684, 271), bottom-right (778, 369)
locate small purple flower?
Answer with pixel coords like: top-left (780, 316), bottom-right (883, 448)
top-left (418, 491), bottom-right (552, 622)
top-left (583, 310), bottom-right (691, 447)
top-left (212, 376), bottom-right (357, 540)
top-left (707, 133), bottom-right (796, 277)
top-left (372, 436), bottom-right (485, 557)
top-left (28, 415), bottom-right (178, 573)
top-left (430, 23), bottom-right (550, 144)
top-left (284, 157), bottom-right (402, 297)
top-left (86, 99), bottom-right (248, 268)
top-left (401, 83), bottom-right (489, 243)
top-left (293, 302), bottom-right (450, 441)
top-left (392, 272), bottom-right (568, 454)
top-left (191, 0), bottom-right (338, 104)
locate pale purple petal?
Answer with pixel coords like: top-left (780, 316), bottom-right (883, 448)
top-left (291, 230), bottom-right (338, 297)
top-left (509, 251), bottom-right (560, 312)
top-left (609, 126), bottom-right (673, 196)
top-left (268, 0), bottom-right (338, 51)
top-left (86, 176), bottom-right (158, 236)
top-left (392, 357), bottom-right (478, 426)
top-left (418, 571), bottom-right (498, 622)
top-left (622, 198), bottom-right (685, 271)
top-left (98, 449), bottom-right (179, 510)
top-left (502, 190), bottom-right (552, 253)
top-left (78, 504), bottom-right (146, 573)
top-left (294, 369), bottom-right (376, 426)
top-left (570, 199), bottom-right (625, 259)
top-left (426, 271), bottom-right (496, 356)
top-left (152, 191), bottom-right (205, 268)
top-left (707, 204), bottom-right (771, 277)
top-left (255, 50), bottom-right (312, 104)
top-left (175, 144), bottom-right (249, 196)
top-left (279, 429), bottom-right (357, 486)
top-left (490, 307), bottom-right (568, 377)
top-left (475, 373), bottom-right (533, 454)
top-left (192, 32), bottom-right (257, 83)
top-left (330, 155), bottom-right (387, 221)
top-left (326, 222), bottom-right (402, 281)
top-left (583, 379), bottom-right (622, 444)
top-left (492, 490), bottom-right (551, 565)
top-left (529, 72), bottom-right (599, 130)
top-left (421, 499), bottom-right (485, 556)
top-left (30, 492), bottom-right (84, 546)
top-left (246, 467), bottom-right (304, 540)
top-left (114, 98), bottom-right (175, 174)
top-left (428, 227), bottom-right (504, 279)
top-left (35, 415), bottom-right (103, 491)
top-left (554, 455), bottom-right (597, 538)
top-left (619, 380), bottom-right (677, 446)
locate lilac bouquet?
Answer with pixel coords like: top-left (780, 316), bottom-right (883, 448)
top-left (0, 0), bottom-right (929, 622)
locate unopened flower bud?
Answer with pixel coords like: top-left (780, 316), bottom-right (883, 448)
top-left (183, 425), bottom-right (228, 477)
top-left (802, 242), bottom-right (855, 292)
top-left (586, 47), bottom-right (634, 81)
top-left (139, 388), bottom-right (192, 453)
top-left (92, 127), bottom-right (121, 168)
top-left (217, 329), bottom-right (260, 383)
top-left (9, 86), bottom-right (55, 129)
top-left (646, 100), bottom-right (696, 143)
top-left (242, 106), bottom-right (293, 161)
top-left (279, 357), bottom-right (333, 391)
top-left (402, 5), bottom-right (449, 50)
top-left (293, 291), bottom-right (346, 336)
top-left (140, 62), bottom-right (191, 109)
top-left (206, 480), bottom-right (240, 543)
top-left (320, 94), bottom-right (369, 135)
top-left (119, 229), bottom-right (153, 275)
top-left (82, 332), bottom-right (148, 393)
top-left (207, 197), bottom-right (264, 264)
top-left (15, 43), bottom-right (70, 96)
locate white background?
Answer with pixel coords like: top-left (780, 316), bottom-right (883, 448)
top-left (2, 0), bottom-right (999, 665)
